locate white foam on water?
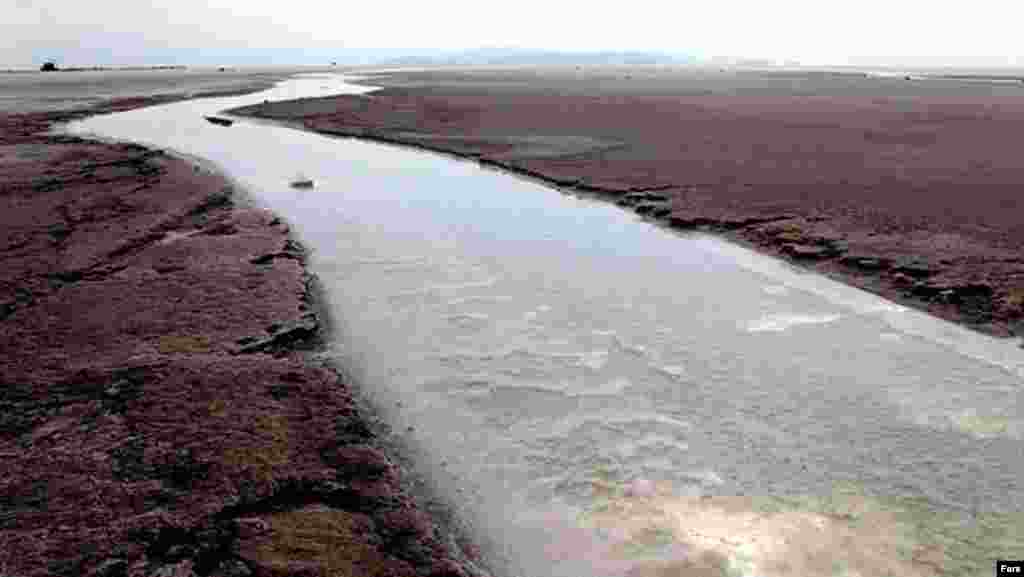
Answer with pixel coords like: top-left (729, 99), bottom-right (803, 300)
top-left (745, 313), bottom-right (842, 333)
top-left (863, 302), bottom-right (907, 314)
top-left (571, 377), bottom-right (633, 397)
top-left (521, 348), bottom-right (589, 362)
top-left (389, 275), bottom-right (504, 299)
top-left (523, 304), bottom-right (555, 321)
top-left (432, 275), bottom-right (504, 293)
top-left (612, 334), bottom-right (649, 357)
top-left (446, 312), bottom-right (490, 326)
top-left (762, 284), bottom-right (790, 295)
top-left (446, 294), bottom-right (515, 306)
top-left (351, 255), bottom-right (433, 267)
top-left (440, 344), bottom-right (584, 366)
top-left (652, 364), bottom-right (687, 379)
top-left (496, 381), bottom-right (573, 398)
top-left (695, 234), bottom-right (1024, 378)
top-left (679, 470), bottom-right (725, 486)
top-left (616, 434), bottom-right (689, 459)
top-left (576, 350), bottom-right (610, 371)
top-left (543, 412), bottom-right (693, 439)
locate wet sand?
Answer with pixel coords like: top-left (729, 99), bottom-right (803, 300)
top-left (231, 67), bottom-right (1024, 339)
top-left (1, 79), bottom-right (479, 576)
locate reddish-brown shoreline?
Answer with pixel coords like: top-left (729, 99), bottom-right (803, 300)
top-left (231, 69), bottom-right (1024, 339)
top-left (1, 93), bottom-right (478, 575)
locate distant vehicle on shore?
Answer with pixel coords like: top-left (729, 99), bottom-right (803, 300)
top-left (290, 174), bottom-right (315, 189)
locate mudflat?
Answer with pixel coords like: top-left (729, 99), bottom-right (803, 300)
top-left (1, 76), bottom-right (478, 576)
top-left (0, 67), bottom-right (298, 113)
top-left (233, 67), bottom-right (1024, 338)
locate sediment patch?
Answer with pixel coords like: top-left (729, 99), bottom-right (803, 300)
top-left (565, 477), bottom-right (1024, 577)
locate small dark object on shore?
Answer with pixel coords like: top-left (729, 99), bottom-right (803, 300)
top-left (290, 178), bottom-right (315, 189)
top-left (204, 116), bottom-right (233, 126)
top-left (40, 61), bottom-right (58, 72)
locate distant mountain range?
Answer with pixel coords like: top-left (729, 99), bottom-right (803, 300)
top-left (376, 47), bottom-right (694, 67)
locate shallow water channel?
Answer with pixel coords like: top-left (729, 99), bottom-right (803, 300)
top-left (69, 73), bottom-right (1023, 577)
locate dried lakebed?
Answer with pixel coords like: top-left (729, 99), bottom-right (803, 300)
top-left (68, 73), bottom-right (1023, 577)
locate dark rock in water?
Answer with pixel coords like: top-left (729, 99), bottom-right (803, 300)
top-left (204, 116), bottom-right (233, 127)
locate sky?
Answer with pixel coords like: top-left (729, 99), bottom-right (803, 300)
top-left (5, 0), bottom-right (1024, 68)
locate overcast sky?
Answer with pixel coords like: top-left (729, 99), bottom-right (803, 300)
top-left (5, 0), bottom-right (1023, 68)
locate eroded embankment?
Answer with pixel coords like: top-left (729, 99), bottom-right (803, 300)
top-left (229, 74), bottom-right (1024, 339)
top-left (0, 98), bottom-right (479, 576)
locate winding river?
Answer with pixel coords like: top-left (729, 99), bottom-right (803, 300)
top-left (68, 73), bottom-right (1023, 577)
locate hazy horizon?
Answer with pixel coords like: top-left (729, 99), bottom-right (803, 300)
top-left (5, 0), bottom-right (1024, 69)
